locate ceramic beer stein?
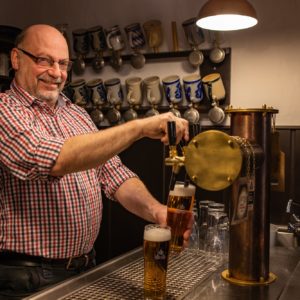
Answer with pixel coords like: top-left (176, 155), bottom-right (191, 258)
top-left (183, 74), bottom-right (204, 103)
top-left (202, 73), bottom-right (226, 101)
top-left (143, 20), bottom-right (163, 53)
top-left (86, 78), bottom-right (107, 107)
top-left (162, 75), bottom-right (183, 104)
top-left (125, 77), bottom-right (143, 106)
top-left (69, 79), bottom-right (88, 107)
top-left (104, 78), bottom-right (123, 106)
top-left (143, 76), bottom-right (162, 105)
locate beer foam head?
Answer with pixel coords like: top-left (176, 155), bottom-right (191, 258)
top-left (144, 226), bottom-right (171, 242)
top-left (169, 182), bottom-right (196, 197)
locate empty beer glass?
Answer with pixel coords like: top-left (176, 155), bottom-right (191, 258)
top-left (143, 224), bottom-right (171, 300)
top-left (167, 182), bottom-right (196, 253)
top-left (198, 200), bottom-right (215, 252)
top-left (205, 202), bottom-right (229, 263)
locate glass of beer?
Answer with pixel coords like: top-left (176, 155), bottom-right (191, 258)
top-left (167, 182), bottom-right (196, 252)
top-left (143, 224), bottom-right (171, 300)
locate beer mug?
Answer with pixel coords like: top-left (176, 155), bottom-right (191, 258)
top-left (125, 22), bottom-right (146, 50)
top-left (143, 224), bottom-right (171, 300)
top-left (104, 78), bottom-right (123, 105)
top-left (182, 17), bottom-right (205, 48)
top-left (86, 78), bottom-right (106, 107)
top-left (167, 182), bottom-right (196, 252)
top-left (72, 29), bottom-right (90, 55)
top-left (105, 25), bottom-right (125, 51)
top-left (125, 76), bottom-right (143, 105)
top-left (88, 25), bottom-right (107, 51)
top-left (69, 79), bottom-right (88, 106)
top-left (143, 76), bottom-right (162, 105)
top-left (162, 75), bottom-right (183, 104)
top-left (202, 73), bottom-right (226, 101)
top-left (183, 74), bottom-right (204, 103)
top-left (143, 20), bottom-right (163, 53)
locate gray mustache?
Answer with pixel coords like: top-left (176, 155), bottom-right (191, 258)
top-left (38, 75), bottom-right (62, 84)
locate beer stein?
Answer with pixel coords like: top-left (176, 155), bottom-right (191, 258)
top-left (72, 29), bottom-right (89, 75)
top-left (106, 25), bottom-right (125, 70)
top-left (106, 25), bottom-right (125, 51)
top-left (104, 78), bottom-right (123, 106)
top-left (125, 76), bottom-right (143, 106)
top-left (125, 22), bottom-right (146, 50)
top-left (182, 18), bottom-right (205, 68)
top-left (143, 20), bottom-right (163, 53)
top-left (88, 25), bottom-right (107, 51)
top-left (202, 73), bottom-right (226, 102)
top-left (183, 74), bottom-right (204, 103)
top-left (143, 224), bottom-right (171, 300)
top-left (182, 17), bottom-right (205, 48)
top-left (69, 79), bottom-right (88, 107)
top-left (143, 76), bottom-right (162, 105)
top-left (86, 78), bottom-right (106, 107)
top-left (88, 26), bottom-right (107, 72)
top-left (125, 22), bottom-right (146, 69)
top-left (167, 181), bottom-right (196, 252)
top-left (162, 75), bottom-right (183, 104)
top-left (72, 29), bottom-right (90, 55)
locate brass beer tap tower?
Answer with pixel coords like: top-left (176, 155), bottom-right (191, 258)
top-left (165, 105), bottom-right (279, 286)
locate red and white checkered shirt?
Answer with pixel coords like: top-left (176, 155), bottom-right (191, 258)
top-left (0, 80), bottom-right (137, 259)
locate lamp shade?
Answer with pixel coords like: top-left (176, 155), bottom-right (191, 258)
top-left (196, 0), bottom-right (258, 31)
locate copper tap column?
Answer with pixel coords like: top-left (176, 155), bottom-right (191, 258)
top-left (223, 106), bottom-right (278, 285)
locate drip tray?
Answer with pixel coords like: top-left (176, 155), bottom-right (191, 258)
top-left (27, 249), bottom-right (223, 300)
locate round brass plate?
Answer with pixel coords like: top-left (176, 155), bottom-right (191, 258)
top-left (184, 130), bottom-right (242, 191)
top-left (221, 270), bottom-right (277, 286)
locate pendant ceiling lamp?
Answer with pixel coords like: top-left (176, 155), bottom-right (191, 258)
top-left (196, 0), bottom-right (258, 31)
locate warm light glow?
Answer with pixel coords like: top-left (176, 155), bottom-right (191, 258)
top-left (197, 0), bottom-right (258, 31)
top-left (196, 14), bottom-right (258, 31)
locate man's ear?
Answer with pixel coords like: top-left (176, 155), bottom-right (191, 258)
top-left (11, 48), bottom-right (20, 70)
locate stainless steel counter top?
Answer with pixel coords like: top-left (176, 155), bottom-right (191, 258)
top-left (26, 246), bottom-right (300, 300)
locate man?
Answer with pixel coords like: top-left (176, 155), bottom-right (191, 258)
top-left (0, 24), bottom-right (190, 299)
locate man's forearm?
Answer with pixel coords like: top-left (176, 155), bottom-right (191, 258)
top-left (50, 112), bottom-right (189, 176)
top-left (50, 119), bottom-right (142, 176)
top-left (115, 177), bottom-right (167, 223)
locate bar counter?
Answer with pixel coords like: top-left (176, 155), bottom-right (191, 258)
top-left (26, 246), bottom-right (300, 300)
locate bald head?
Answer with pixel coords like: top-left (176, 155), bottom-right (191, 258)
top-left (11, 24), bottom-right (70, 107)
top-left (15, 24), bottom-right (69, 58)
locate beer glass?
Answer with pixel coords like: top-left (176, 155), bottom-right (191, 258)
top-left (167, 182), bottom-right (196, 252)
top-left (143, 224), bottom-right (171, 300)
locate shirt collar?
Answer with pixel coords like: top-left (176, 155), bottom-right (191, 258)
top-left (10, 79), bottom-right (72, 108)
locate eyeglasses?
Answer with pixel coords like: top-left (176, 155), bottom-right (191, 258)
top-left (17, 48), bottom-right (73, 71)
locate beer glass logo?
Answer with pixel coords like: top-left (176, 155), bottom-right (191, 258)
top-left (154, 247), bottom-right (168, 269)
top-left (154, 248), bottom-right (166, 261)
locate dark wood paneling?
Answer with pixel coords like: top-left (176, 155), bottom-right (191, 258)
top-left (270, 129), bottom-right (292, 224)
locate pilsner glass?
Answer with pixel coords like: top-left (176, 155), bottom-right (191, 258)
top-left (143, 224), bottom-right (171, 300)
top-left (167, 182), bottom-right (196, 252)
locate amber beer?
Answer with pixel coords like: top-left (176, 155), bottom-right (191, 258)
top-left (167, 182), bottom-right (196, 252)
top-left (143, 224), bottom-right (171, 300)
